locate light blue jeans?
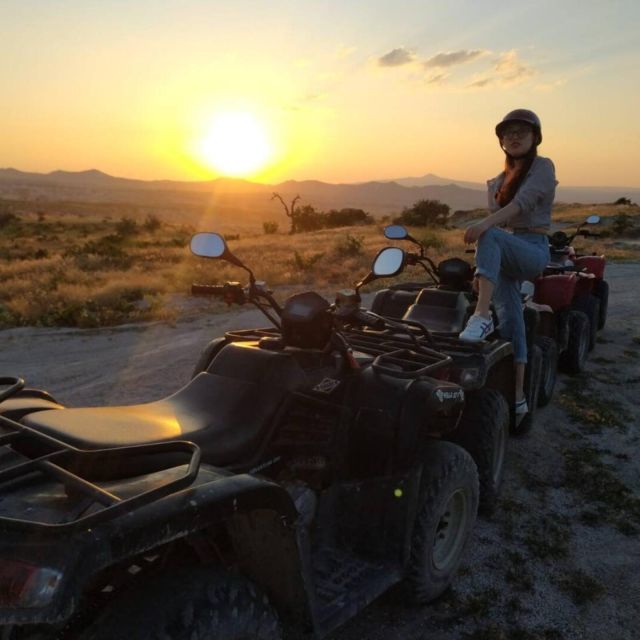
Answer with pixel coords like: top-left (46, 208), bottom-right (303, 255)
top-left (474, 228), bottom-right (550, 363)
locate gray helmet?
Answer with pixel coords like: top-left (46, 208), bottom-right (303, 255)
top-left (495, 109), bottom-right (542, 144)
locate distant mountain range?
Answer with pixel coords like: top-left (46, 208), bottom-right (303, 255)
top-left (1, 168), bottom-right (638, 219)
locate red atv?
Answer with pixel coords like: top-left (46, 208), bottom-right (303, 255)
top-left (532, 214), bottom-right (607, 374)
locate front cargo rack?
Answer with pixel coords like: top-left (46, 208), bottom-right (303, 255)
top-left (352, 321), bottom-right (510, 356)
top-left (344, 327), bottom-right (452, 378)
top-left (225, 327), bottom-right (281, 342)
top-left (0, 391), bottom-right (201, 533)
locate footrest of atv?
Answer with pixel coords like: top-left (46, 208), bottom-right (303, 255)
top-left (311, 546), bottom-right (401, 637)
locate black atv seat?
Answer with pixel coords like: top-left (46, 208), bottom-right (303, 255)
top-left (371, 288), bottom-right (420, 319)
top-left (18, 373), bottom-right (280, 471)
top-left (17, 343), bottom-right (306, 476)
top-left (402, 289), bottom-right (471, 334)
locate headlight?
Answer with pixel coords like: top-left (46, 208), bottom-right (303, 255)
top-left (0, 559), bottom-right (62, 608)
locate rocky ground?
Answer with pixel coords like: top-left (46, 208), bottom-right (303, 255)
top-left (0, 264), bottom-right (638, 640)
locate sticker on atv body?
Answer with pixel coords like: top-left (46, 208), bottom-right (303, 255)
top-left (313, 378), bottom-right (341, 394)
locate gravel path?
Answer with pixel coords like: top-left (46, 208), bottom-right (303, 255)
top-left (1, 265), bottom-right (638, 640)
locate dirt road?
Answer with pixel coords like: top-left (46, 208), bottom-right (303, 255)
top-left (1, 264), bottom-right (639, 640)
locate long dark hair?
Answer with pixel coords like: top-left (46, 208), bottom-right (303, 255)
top-left (495, 146), bottom-right (537, 208)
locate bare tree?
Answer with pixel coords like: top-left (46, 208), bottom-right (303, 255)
top-left (271, 192), bottom-right (301, 234)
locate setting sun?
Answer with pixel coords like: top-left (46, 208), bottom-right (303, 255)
top-left (198, 111), bottom-right (273, 178)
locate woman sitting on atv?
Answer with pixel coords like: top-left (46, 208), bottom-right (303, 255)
top-left (458, 109), bottom-right (556, 416)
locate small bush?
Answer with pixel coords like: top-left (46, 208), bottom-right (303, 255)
top-left (0, 210), bottom-right (19, 228)
top-left (143, 214), bottom-right (161, 232)
top-left (334, 233), bottom-right (364, 257)
top-left (611, 212), bottom-right (637, 237)
top-left (293, 205), bottom-right (325, 233)
top-left (292, 250), bottom-right (324, 271)
top-left (325, 208), bottom-right (372, 227)
top-left (263, 221), bottom-right (279, 235)
top-left (115, 216), bottom-right (138, 237)
top-left (418, 229), bottom-right (446, 251)
top-left (394, 199), bottom-right (450, 227)
top-left (224, 233), bottom-right (240, 242)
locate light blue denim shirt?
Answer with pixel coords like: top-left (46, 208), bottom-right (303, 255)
top-left (487, 156), bottom-right (558, 230)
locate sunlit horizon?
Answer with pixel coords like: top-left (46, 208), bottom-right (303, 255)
top-left (1, 1), bottom-right (639, 188)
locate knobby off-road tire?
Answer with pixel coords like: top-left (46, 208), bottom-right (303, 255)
top-left (594, 279), bottom-right (609, 330)
top-left (512, 343), bottom-right (543, 436)
top-left (407, 441), bottom-right (479, 603)
top-left (558, 310), bottom-right (590, 374)
top-left (449, 389), bottom-right (509, 516)
top-left (574, 295), bottom-right (600, 351)
top-left (77, 567), bottom-right (282, 640)
top-left (536, 336), bottom-right (558, 407)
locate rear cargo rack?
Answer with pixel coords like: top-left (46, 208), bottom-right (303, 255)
top-left (0, 412), bottom-right (201, 533)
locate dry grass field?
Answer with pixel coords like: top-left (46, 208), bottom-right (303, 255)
top-left (0, 201), bottom-right (638, 328)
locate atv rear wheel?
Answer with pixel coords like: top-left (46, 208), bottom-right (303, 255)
top-left (574, 295), bottom-right (599, 351)
top-left (536, 336), bottom-right (558, 407)
top-left (407, 441), bottom-right (478, 603)
top-left (594, 279), bottom-right (609, 330)
top-left (558, 310), bottom-right (590, 374)
top-left (77, 567), bottom-right (282, 640)
top-left (449, 389), bottom-right (509, 516)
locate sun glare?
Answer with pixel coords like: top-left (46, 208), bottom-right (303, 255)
top-left (199, 111), bottom-right (273, 178)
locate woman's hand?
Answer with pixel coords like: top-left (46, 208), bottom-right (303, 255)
top-left (464, 219), bottom-right (491, 244)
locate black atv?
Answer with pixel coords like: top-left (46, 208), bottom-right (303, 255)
top-left (0, 232), bottom-right (481, 640)
top-left (368, 225), bottom-right (544, 433)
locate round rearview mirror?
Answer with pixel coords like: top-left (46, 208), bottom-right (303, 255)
top-left (384, 225), bottom-right (408, 240)
top-left (372, 247), bottom-right (405, 277)
top-left (586, 215), bottom-right (601, 225)
top-left (190, 232), bottom-right (226, 258)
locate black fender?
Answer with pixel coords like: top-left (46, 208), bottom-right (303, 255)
top-left (1, 471), bottom-right (310, 628)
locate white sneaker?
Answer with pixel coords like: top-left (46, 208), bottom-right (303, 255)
top-left (515, 397), bottom-right (529, 415)
top-left (459, 314), bottom-right (494, 342)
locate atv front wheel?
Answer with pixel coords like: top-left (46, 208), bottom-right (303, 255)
top-left (559, 310), bottom-right (590, 374)
top-left (407, 441), bottom-right (478, 603)
top-left (536, 336), bottom-right (558, 407)
top-left (449, 389), bottom-right (509, 516)
top-left (77, 567), bottom-right (282, 640)
top-left (512, 343), bottom-right (543, 436)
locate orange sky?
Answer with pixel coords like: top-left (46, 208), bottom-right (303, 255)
top-left (1, 1), bottom-right (639, 187)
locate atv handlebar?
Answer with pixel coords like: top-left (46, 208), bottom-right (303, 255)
top-left (191, 282), bottom-right (247, 304)
top-left (351, 308), bottom-right (387, 331)
top-left (191, 283), bottom-right (228, 295)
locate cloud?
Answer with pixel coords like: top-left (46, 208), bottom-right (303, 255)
top-left (426, 73), bottom-right (448, 85)
top-left (467, 50), bottom-right (536, 89)
top-left (493, 50), bottom-right (536, 84)
top-left (378, 47), bottom-right (415, 67)
top-left (423, 49), bottom-right (485, 68)
top-left (469, 78), bottom-right (493, 88)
